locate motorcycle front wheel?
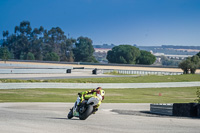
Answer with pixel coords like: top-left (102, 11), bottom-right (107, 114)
top-left (68, 108), bottom-right (73, 119)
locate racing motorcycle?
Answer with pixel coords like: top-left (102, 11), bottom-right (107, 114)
top-left (68, 95), bottom-right (100, 120)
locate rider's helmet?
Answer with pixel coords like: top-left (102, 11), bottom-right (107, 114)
top-left (96, 87), bottom-right (105, 100)
top-left (100, 90), bottom-right (105, 96)
top-left (96, 87), bottom-right (102, 90)
top-left (96, 87), bottom-right (105, 96)
top-left (100, 89), bottom-right (105, 100)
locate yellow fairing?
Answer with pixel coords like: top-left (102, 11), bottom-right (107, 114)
top-left (84, 95), bottom-right (101, 108)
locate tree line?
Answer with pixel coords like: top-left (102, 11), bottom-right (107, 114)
top-left (1, 21), bottom-right (97, 63)
top-left (1, 21), bottom-right (157, 65)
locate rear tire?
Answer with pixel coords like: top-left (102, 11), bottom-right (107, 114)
top-left (79, 105), bottom-right (93, 120)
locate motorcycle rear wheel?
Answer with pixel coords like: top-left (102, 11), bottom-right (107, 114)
top-left (79, 105), bottom-right (93, 120)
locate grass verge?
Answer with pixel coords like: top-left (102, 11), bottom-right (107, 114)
top-left (0, 74), bottom-right (200, 83)
top-left (0, 87), bottom-right (198, 103)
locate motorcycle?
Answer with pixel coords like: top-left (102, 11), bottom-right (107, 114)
top-left (68, 95), bottom-right (100, 120)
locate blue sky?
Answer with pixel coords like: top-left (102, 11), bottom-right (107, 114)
top-left (0, 0), bottom-right (200, 46)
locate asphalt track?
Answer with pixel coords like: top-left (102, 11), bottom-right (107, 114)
top-left (0, 68), bottom-right (135, 80)
top-left (0, 72), bottom-right (127, 80)
top-left (1, 82), bottom-right (200, 89)
top-left (0, 103), bottom-right (199, 133)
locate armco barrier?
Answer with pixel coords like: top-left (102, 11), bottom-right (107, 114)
top-left (102, 69), bottom-right (182, 75)
top-left (150, 104), bottom-right (173, 115)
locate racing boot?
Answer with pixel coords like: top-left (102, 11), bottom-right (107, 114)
top-left (93, 108), bottom-right (98, 114)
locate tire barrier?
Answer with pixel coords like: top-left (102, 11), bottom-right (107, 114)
top-left (150, 103), bottom-right (200, 117)
top-left (173, 103), bottom-right (199, 117)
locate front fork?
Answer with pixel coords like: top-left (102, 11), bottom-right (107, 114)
top-left (72, 96), bottom-right (81, 117)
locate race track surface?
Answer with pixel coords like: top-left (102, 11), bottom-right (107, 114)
top-left (0, 103), bottom-right (199, 133)
top-left (1, 82), bottom-right (200, 89)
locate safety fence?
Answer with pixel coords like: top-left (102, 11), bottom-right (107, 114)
top-left (99, 69), bottom-right (183, 75)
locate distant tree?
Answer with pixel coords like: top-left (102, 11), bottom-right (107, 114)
top-left (61, 38), bottom-right (75, 62)
top-left (0, 47), bottom-right (10, 63)
top-left (73, 36), bottom-right (97, 62)
top-left (196, 52), bottom-right (200, 58)
top-left (44, 52), bottom-right (60, 61)
top-left (6, 21), bottom-right (33, 59)
top-left (2, 30), bottom-right (9, 41)
top-left (42, 27), bottom-right (76, 62)
top-left (15, 21), bottom-right (32, 35)
top-left (107, 45), bottom-right (140, 64)
top-left (46, 27), bottom-right (66, 54)
top-left (9, 49), bottom-right (14, 59)
top-left (178, 59), bottom-right (191, 74)
top-left (178, 55), bottom-right (200, 74)
top-left (43, 52), bottom-right (60, 61)
top-left (160, 56), bottom-right (180, 66)
top-left (85, 56), bottom-right (98, 63)
top-left (26, 52), bottom-right (35, 60)
top-left (19, 52), bottom-right (25, 60)
top-left (29, 26), bottom-right (44, 60)
top-left (190, 55), bottom-right (200, 74)
top-left (137, 50), bottom-right (156, 65)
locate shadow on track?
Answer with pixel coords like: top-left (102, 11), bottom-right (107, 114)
top-left (47, 117), bottom-right (80, 120)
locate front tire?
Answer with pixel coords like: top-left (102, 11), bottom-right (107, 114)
top-left (68, 109), bottom-right (73, 119)
top-left (79, 105), bottom-right (93, 120)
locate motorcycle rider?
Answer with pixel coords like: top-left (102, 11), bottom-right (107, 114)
top-left (76, 87), bottom-right (105, 114)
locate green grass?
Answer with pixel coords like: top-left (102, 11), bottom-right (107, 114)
top-left (0, 87), bottom-right (199, 103)
top-left (0, 74), bottom-right (200, 83)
